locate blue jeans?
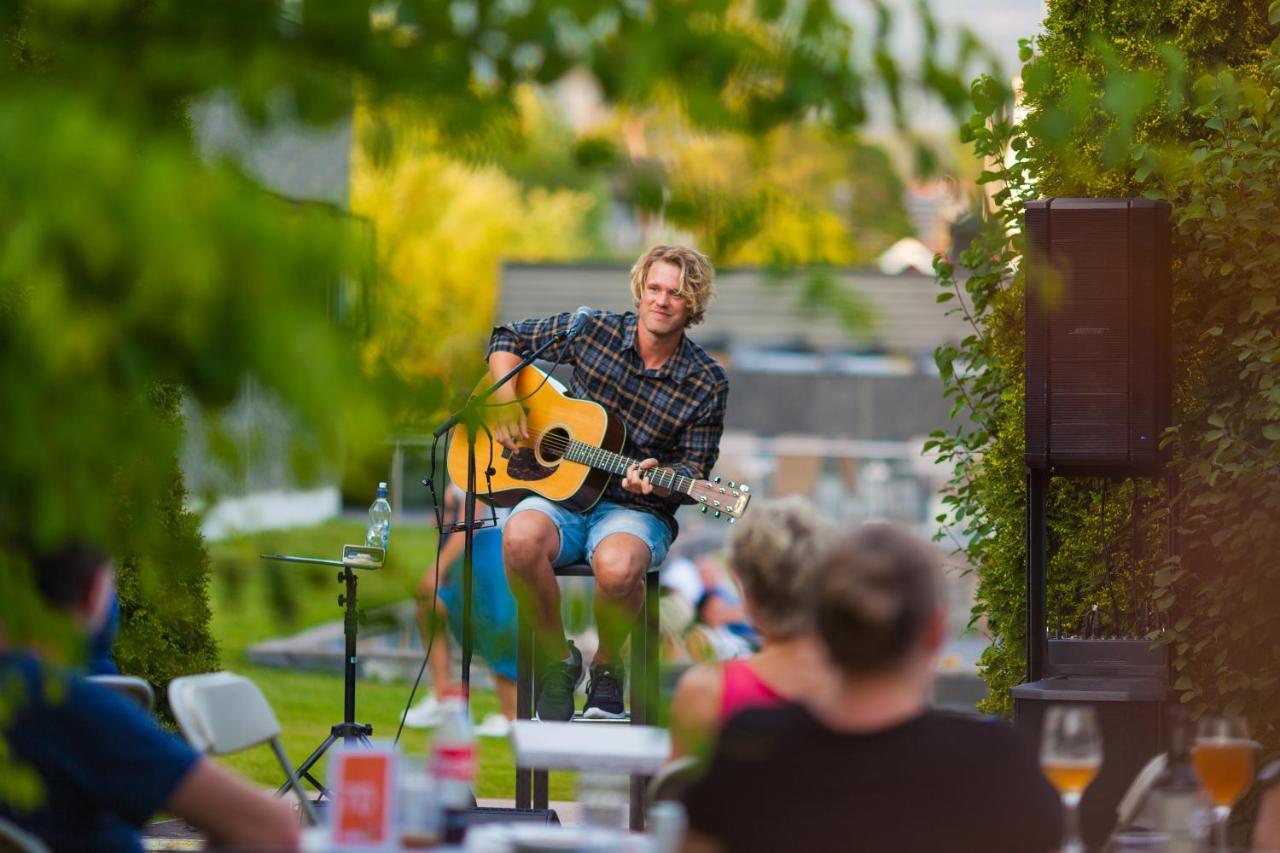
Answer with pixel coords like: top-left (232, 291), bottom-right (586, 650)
top-left (438, 526), bottom-right (518, 680)
top-left (509, 497), bottom-right (672, 569)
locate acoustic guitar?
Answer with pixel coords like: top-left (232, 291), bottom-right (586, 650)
top-left (446, 365), bottom-right (751, 523)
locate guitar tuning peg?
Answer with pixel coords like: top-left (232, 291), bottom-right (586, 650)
top-left (727, 517), bottom-right (735, 524)
top-left (713, 510), bottom-right (721, 518)
top-left (741, 484), bottom-right (750, 493)
top-left (700, 505), bottom-right (708, 514)
top-left (714, 476), bottom-right (721, 483)
top-left (728, 481), bottom-right (735, 488)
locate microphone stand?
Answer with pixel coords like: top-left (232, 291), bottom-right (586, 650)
top-left (431, 329), bottom-right (573, 708)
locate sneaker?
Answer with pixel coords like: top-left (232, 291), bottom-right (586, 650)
top-left (535, 641), bottom-right (583, 722)
top-left (582, 663), bottom-right (626, 719)
top-left (402, 693), bottom-right (445, 729)
top-left (474, 713), bottom-right (512, 738)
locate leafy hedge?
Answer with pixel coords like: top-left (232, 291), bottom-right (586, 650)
top-left (113, 387), bottom-right (220, 724)
top-left (933, 0), bottom-right (1280, 752)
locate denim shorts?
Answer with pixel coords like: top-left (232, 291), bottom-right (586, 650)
top-left (508, 497), bottom-right (672, 569)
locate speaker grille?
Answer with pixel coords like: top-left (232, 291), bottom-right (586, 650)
top-left (1023, 198), bottom-right (1171, 473)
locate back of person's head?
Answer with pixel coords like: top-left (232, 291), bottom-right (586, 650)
top-left (726, 496), bottom-right (831, 638)
top-left (814, 521), bottom-right (941, 675)
top-left (29, 541), bottom-right (111, 612)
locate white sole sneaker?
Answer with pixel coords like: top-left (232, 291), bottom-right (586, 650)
top-left (401, 696), bottom-right (445, 729)
top-left (581, 706), bottom-right (628, 720)
top-left (474, 713), bottom-right (512, 738)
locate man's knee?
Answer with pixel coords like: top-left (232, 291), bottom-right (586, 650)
top-left (503, 514), bottom-right (557, 575)
top-left (593, 539), bottom-right (648, 598)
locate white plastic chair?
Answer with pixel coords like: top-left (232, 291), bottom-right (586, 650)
top-left (168, 671), bottom-right (319, 825)
top-left (86, 675), bottom-right (155, 714)
top-left (0, 816), bottom-right (48, 853)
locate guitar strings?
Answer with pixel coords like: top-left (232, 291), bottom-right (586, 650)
top-left (492, 425), bottom-right (688, 483)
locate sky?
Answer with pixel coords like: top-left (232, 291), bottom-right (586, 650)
top-left (840, 0), bottom-right (1049, 131)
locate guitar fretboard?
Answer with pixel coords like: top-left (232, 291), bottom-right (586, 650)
top-left (562, 440), bottom-right (693, 494)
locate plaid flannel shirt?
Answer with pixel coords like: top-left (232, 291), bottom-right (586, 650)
top-left (488, 310), bottom-right (729, 538)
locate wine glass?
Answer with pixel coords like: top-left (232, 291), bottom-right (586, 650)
top-left (1192, 715), bottom-right (1256, 851)
top-left (1041, 705), bottom-right (1103, 853)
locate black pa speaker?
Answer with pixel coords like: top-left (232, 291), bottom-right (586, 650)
top-left (1024, 198), bottom-right (1172, 474)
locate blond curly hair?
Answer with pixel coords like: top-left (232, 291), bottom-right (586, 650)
top-left (726, 496), bottom-right (833, 638)
top-left (629, 245), bottom-right (716, 327)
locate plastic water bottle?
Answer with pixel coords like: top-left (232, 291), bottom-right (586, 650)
top-left (365, 481), bottom-right (392, 549)
top-left (429, 689), bottom-right (475, 844)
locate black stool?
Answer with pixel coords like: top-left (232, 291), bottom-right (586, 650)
top-left (514, 562), bottom-right (661, 830)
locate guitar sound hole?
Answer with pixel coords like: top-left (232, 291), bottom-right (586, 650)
top-left (537, 427), bottom-right (570, 463)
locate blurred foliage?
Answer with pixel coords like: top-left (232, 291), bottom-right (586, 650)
top-left (0, 0), bottom-right (999, 813)
top-left (930, 0), bottom-right (1280, 760)
top-left (643, 115), bottom-right (915, 264)
top-left (352, 93), bottom-right (598, 384)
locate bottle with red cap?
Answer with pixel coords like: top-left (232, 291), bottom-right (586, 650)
top-left (429, 687), bottom-right (475, 844)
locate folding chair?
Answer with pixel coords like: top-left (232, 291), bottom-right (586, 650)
top-left (0, 816), bottom-right (48, 853)
top-left (86, 675), bottom-right (155, 714)
top-left (168, 671), bottom-right (319, 826)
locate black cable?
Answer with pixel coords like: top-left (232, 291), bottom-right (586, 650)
top-left (479, 340), bottom-right (570, 408)
top-left (1099, 479), bottom-right (1123, 634)
top-left (394, 434), bottom-right (448, 747)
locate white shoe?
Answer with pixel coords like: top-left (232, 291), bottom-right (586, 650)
top-left (402, 694), bottom-right (446, 729)
top-left (474, 713), bottom-right (512, 738)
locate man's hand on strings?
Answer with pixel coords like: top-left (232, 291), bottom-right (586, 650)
top-left (623, 458), bottom-right (667, 496)
top-left (490, 400), bottom-right (527, 452)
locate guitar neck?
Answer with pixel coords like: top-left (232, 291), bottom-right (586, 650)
top-left (561, 440), bottom-right (693, 495)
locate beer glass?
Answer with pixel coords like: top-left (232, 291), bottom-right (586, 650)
top-left (1041, 705), bottom-right (1103, 853)
top-left (1192, 715), bottom-right (1256, 851)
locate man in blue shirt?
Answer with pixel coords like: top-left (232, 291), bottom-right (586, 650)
top-left (0, 543), bottom-right (300, 851)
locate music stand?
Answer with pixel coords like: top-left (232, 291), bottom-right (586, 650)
top-left (262, 544), bottom-right (384, 799)
top-left (430, 329), bottom-right (574, 710)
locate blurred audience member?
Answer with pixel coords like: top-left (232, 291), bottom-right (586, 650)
top-left (406, 485), bottom-right (517, 736)
top-left (669, 497), bottom-right (835, 759)
top-left (0, 543), bottom-right (301, 851)
top-left (681, 522), bottom-right (1061, 853)
top-left (663, 551), bottom-right (756, 663)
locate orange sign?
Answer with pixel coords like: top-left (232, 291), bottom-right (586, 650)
top-left (331, 745), bottom-right (397, 851)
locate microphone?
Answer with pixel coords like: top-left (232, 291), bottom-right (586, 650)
top-left (566, 306), bottom-right (593, 339)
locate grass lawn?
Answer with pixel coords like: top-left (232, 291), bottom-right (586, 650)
top-left (205, 519), bottom-right (576, 801)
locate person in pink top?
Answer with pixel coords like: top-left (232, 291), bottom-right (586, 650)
top-left (669, 496), bottom-right (835, 759)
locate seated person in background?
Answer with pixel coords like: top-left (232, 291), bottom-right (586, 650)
top-left (662, 551), bottom-right (755, 663)
top-left (681, 522), bottom-right (1062, 853)
top-left (0, 542), bottom-right (300, 852)
top-left (87, 590), bottom-right (120, 675)
top-left (405, 485), bottom-right (517, 736)
top-left (669, 497), bottom-right (836, 759)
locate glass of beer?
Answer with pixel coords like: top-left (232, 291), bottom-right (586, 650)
top-left (1192, 715), bottom-right (1256, 850)
top-left (1041, 705), bottom-right (1103, 853)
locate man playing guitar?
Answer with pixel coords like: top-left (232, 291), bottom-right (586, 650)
top-left (487, 245), bottom-right (729, 721)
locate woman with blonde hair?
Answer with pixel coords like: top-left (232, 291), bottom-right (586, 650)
top-left (669, 496), bottom-right (835, 759)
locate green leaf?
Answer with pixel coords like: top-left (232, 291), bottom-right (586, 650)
top-left (1270, 0), bottom-right (1280, 24)
top-left (1208, 414), bottom-right (1225, 428)
top-left (1263, 424), bottom-right (1280, 441)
